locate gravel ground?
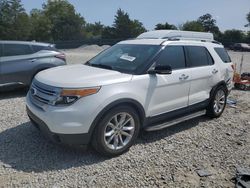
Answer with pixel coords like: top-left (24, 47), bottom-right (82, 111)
top-left (0, 48), bottom-right (249, 187)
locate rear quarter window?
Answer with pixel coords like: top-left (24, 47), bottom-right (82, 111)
top-left (3, 44), bottom-right (33, 57)
top-left (214, 47), bottom-right (231, 63)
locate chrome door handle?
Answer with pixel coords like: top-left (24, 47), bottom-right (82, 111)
top-left (212, 69), bottom-right (218, 74)
top-left (179, 74), bottom-right (189, 80)
top-left (29, 59), bottom-right (37, 62)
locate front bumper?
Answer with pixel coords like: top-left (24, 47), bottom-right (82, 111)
top-left (26, 106), bottom-right (91, 147)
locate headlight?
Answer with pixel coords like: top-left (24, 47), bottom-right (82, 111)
top-left (55, 87), bottom-right (101, 105)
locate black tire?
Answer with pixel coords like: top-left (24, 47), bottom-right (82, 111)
top-left (91, 105), bottom-right (140, 157)
top-left (206, 86), bottom-right (227, 118)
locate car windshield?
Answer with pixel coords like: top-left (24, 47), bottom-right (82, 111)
top-left (87, 44), bottom-right (161, 74)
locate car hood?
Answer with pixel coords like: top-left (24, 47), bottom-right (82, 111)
top-left (35, 64), bottom-right (132, 88)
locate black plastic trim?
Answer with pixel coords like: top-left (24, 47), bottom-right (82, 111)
top-left (144, 100), bottom-right (209, 128)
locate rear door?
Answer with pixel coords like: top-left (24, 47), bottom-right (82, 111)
top-left (184, 45), bottom-right (216, 105)
top-left (1, 43), bottom-right (35, 85)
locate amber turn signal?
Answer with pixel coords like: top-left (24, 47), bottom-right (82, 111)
top-left (60, 87), bottom-right (101, 97)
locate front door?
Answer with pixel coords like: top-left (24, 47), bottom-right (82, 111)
top-left (147, 45), bottom-right (191, 117)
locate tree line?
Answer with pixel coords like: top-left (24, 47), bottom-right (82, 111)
top-left (0, 0), bottom-right (250, 45)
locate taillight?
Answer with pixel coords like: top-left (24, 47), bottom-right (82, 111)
top-left (231, 64), bottom-right (235, 71)
top-left (55, 53), bottom-right (66, 61)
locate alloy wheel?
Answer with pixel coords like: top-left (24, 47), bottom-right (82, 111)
top-left (213, 89), bottom-right (226, 114)
top-left (104, 112), bottom-right (135, 150)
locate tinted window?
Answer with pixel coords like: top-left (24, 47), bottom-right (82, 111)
top-left (88, 44), bottom-right (160, 74)
top-left (32, 45), bottom-right (45, 53)
top-left (214, 47), bottom-right (231, 63)
top-left (0, 44), bottom-right (3, 57)
top-left (32, 45), bottom-right (58, 53)
top-left (156, 46), bottom-right (186, 70)
top-left (3, 44), bottom-right (33, 57)
top-left (186, 46), bottom-right (214, 67)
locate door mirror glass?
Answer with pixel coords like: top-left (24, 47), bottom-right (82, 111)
top-left (148, 65), bottom-right (172, 74)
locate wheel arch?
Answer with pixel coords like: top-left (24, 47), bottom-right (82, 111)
top-left (88, 98), bottom-right (146, 138)
top-left (210, 81), bottom-right (228, 98)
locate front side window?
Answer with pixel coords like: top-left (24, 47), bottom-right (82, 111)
top-left (3, 44), bottom-right (33, 57)
top-left (87, 44), bottom-right (161, 74)
top-left (156, 46), bottom-right (186, 70)
top-left (185, 46), bottom-right (214, 67)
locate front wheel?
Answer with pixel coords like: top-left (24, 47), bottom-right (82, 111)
top-left (206, 86), bottom-right (227, 118)
top-left (92, 105), bottom-right (140, 156)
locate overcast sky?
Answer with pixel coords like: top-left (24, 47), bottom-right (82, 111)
top-left (21, 0), bottom-right (250, 31)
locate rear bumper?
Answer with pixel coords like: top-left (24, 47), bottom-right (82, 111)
top-left (26, 106), bottom-right (91, 147)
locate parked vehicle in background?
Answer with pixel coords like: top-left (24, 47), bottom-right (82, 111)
top-left (26, 30), bottom-right (234, 156)
top-left (229, 43), bottom-right (250, 52)
top-left (0, 41), bottom-right (66, 90)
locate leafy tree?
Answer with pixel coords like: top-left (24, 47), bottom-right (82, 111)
top-left (112, 8), bottom-right (133, 38)
top-left (246, 31), bottom-right (250, 43)
top-left (108, 8), bottom-right (146, 39)
top-left (102, 26), bottom-right (116, 39)
top-left (245, 12), bottom-right (250, 27)
top-left (198, 13), bottom-right (219, 34)
top-left (43, 0), bottom-right (86, 41)
top-left (29, 9), bottom-right (52, 41)
top-left (182, 21), bottom-right (204, 32)
top-left (85, 22), bottom-right (104, 38)
top-left (130, 19), bottom-right (147, 37)
top-left (0, 0), bottom-right (30, 40)
top-left (222, 29), bottom-right (245, 43)
top-left (155, 22), bottom-right (177, 30)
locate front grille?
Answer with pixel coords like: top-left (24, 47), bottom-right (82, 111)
top-left (29, 79), bottom-right (61, 108)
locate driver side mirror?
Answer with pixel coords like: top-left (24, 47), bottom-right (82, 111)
top-left (148, 65), bottom-right (172, 75)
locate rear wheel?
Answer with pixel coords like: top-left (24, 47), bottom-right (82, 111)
top-left (206, 86), bottom-right (227, 118)
top-left (92, 105), bottom-right (140, 156)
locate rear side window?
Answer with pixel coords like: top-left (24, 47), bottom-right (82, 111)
top-left (0, 44), bottom-right (3, 57)
top-left (214, 47), bottom-right (231, 63)
top-left (3, 44), bottom-right (33, 57)
top-left (185, 46), bottom-right (214, 67)
top-left (32, 45), bottom-right (45, 53)
top-left (156, 46), bottom-right (186, 70)
top-left (32, 45), bottom-right (58, 53)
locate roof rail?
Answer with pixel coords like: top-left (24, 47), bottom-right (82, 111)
top-left (137, 30), bottom-right (214, 42)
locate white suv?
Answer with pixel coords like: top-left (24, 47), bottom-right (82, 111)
top-left (26, 30), bottom-right (234, 156)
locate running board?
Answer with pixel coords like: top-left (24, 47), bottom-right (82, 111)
top-left (145, 110), bottom-right (206, 132)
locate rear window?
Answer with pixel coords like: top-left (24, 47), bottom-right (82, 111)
top-left (214, 47), bottom-right (231, 63)
top-left (185, 46), bottom-right (214, 67)
top-left (3, 44), bottom-right (33, 57)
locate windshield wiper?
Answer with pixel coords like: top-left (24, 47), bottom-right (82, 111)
top-left (90, 64), bottom-right (113, 70)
